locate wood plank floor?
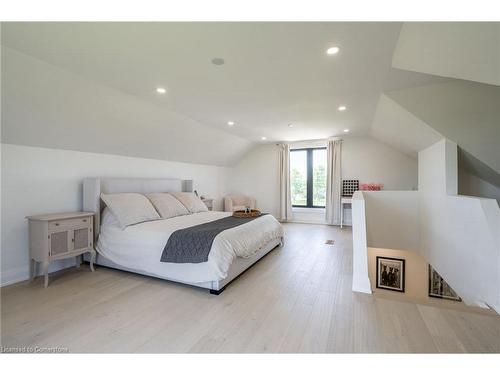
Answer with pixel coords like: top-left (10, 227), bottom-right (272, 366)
top-left (1, 223), bottom-right (499, 353)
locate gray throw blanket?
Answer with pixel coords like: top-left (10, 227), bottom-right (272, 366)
top-left (160, 215), bottom-right (265, 264)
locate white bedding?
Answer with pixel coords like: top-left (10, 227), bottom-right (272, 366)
top-left (97, 210), bottom-right (283, 284)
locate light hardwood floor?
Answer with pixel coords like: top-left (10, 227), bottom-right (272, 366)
top-left (1, 223), bottom-right (499, 353)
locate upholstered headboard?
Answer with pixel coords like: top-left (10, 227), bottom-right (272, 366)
top-left (83, 177), bottom-right (193, 239)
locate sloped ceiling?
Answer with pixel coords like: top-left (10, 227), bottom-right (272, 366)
top-left (1, 22), bottom-right (403, 144)
top-left (392, 22), bottom-right (500, 86)
top-left (369, 23), bottom-right (500, 189)
top-left (2, 22), bottom-right (498, 170)
top-left (458, 148), bottom-right (500, 189)
top-left (370, 94), bottom-right (442, 158)
top-left (386, 80), bottom-right (500, 175)
top-left (383, 67), bottom-right (450, 92)
top-left (1, 47), bottom-right (253, 166)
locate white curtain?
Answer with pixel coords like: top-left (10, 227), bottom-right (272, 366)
top-left (279, 143), bottom-right (293, 221)
top-left (325, 139), bottom-right (342, 225)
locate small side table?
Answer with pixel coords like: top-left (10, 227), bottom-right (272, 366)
top-left (202, 198), bottom-right (214, 211)
top-left (26, 212), bottom-right (96, 287)
top-left (340, 197), bottom-right (353, 229)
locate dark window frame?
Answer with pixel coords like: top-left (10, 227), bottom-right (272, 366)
top-left (290, 147), bottom-right (327, 208)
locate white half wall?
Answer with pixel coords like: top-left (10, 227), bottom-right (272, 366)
top-left (418, 139), bottom-right (500, 311)
top-left (352, 192), bottom-right (372, 294)
top-left (1, 143), bottom-right (229, 286)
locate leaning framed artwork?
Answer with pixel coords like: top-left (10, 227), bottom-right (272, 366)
top-left (376, 256), bottom-right (405, 293)
top-left (428, 265), bottom-right (461, 301)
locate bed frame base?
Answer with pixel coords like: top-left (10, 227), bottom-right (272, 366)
top-left (210, 287), bottom-right (226, 295)
top-left (84, 237), bottom-right (282, 294)
top-left (206, 239), bottom-right (282, 295)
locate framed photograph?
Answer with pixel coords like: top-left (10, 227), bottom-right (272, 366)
top-left (376, 256), bottom-right (405, 293)
top-left (428, 265), bottom-right (461, 301)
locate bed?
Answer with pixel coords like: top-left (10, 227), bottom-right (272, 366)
top-left (82, 177), bottom-right (283, 294)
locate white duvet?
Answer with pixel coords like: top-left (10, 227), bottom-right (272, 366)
top-left (97, 209), bottom-right (283, 283)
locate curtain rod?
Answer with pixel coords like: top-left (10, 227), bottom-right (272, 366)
top-left (275, 137), bottom-right (343, 146)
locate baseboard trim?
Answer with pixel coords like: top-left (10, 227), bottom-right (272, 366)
top-left (1, 258), bottom-right (78, 287)
top-left (0, 265), bottom-right (29, 287)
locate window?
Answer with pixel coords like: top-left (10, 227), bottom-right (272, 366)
top-left (290, 147), bottom-right (327, 208)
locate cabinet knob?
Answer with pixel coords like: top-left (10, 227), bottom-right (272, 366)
top-left (55, 223), bottom-right (59, 226)
top-left (83, 219), bottom-right (87, 222)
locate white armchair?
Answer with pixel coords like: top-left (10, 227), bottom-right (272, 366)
top-left (224, 195), bottom-right (256, 212)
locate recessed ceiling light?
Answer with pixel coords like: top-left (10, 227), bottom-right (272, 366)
top-left (227, 121), bottom-right (235, 126)
top-left (326, 46), bottom-right (340, 55)
top-left (261, 136), bottom-right (267, 140)
top-left (343, 129), bottom-right (350, 133)
top-left (212, 57), bottom-right (225, 65)
top-left (338, 105), bottom-right (347, 111)
top-left (288, 124), bottom-right (294, 128)
top-left (156, 87), bottom-right (166, 94)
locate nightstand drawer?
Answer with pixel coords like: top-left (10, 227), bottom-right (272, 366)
top-left (49, 217), bottom-right (91, 232)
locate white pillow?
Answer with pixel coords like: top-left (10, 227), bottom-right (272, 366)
top-left (170, 192), bottom-right (208, 213)
top-left (100, 193), bottom-right (160, 229)
top-left (145, 193), bottom-right (190, 219)
top-left (101, 207), bottom-right (120, 227)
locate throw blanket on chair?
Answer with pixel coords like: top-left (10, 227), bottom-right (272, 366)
top-left (160, 215), bottom-right (266, 264)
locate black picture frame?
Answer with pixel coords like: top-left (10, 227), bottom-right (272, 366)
top-left (428, 265), bottom-right (462, 301)
top-left (376, 256), bottom-right (405, 293)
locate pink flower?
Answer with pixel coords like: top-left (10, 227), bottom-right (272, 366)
top-left (360, 183), bottom-right (383, 191)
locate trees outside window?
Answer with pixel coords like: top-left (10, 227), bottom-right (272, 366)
top-left (290, 147), bottom-right (326, 208)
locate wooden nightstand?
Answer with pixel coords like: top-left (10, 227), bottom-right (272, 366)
top-left (202, 198), bottom-right (214, 211)
top-left (27, 212), bottom-right (96, 287)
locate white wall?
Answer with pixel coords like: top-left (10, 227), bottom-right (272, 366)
top-left (225, 137), bottom-right (418, 224)
top-left (342, 136), bottom-right (418, 191)
top-left (364, 191), bottom-right (419, 251)
top-left (226, 136), bottom-right (418, 224)
top-left (224, 144), bottom-right (280, 217)
top-left (1, 143), bottom-right (229, 286)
